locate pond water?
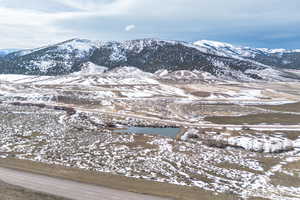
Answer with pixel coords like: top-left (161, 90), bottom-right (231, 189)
top-left (114, 126), bottom-right (180, 137)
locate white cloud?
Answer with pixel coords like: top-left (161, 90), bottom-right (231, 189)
top-left (52, 0), bottom-right (134, 14)
top-left (0, 0), bottom-right (300, 48)
top-left (125, 24), bottom-right (136, 32)
top-left (0, 0), bottom-right (136, 46)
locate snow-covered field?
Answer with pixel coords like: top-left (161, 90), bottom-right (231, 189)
top-left (1, 70), bottom-right (300, 199)
top-left (0, 104), bottom-right (300, 200)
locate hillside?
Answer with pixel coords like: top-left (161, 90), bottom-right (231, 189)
top-left (1, 38), bottom-right (299, 81)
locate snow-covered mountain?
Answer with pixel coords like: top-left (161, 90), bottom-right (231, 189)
top-left (0, 49), bottom-right (20, 57)
top-left (194, 40), bottom-right (300, 69)
top-left (194, 40), bottom-right (261, 58)
top-left (0, 38), bottom-right (299, 81)
top-left (1, 39), bottom-right (98, 75)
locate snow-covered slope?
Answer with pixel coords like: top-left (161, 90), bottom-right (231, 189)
top-left (72, 62), bottom-right (108, 75)
top-left (0, 49), bottom-right (20, 57)
top-left (91, 38), bottom-right (299, 81)
top-left (194, 40), bottom-right (300, 58)
top-left (2, 39), bottom-right (98, 75)
top-left (105, 66), bottom-right (153, 78)
top-left (0, 67), bottom-right (161, 91)
top-left (1, 38), bottom-right (300, 81)
top-left (194, 40), bottom-right (300, 70)
top-left (258, 48), bottom-right (300, 54)
top-left (194, 40), bottom-right (258, 58)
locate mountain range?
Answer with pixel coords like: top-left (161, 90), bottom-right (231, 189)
top-left (0, 49), bottom-right (20, 57)
top-left (0, 38), bottom-right (300, 81)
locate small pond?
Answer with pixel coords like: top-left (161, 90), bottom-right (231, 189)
top-left (113, 126), bottom-right (180, 137)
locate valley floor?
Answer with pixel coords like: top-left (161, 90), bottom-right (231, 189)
top-left (0, 73), bottom-right (300, 199)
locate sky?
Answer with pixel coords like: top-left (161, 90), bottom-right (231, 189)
top-left (0, 0), bottom-right (300, 49)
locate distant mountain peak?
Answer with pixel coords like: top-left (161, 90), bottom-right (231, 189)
top-left (194, 40), bottom-right (236, 48)
top-left (1, 38), bottom-right (300, 81)
top-left (0, 49), bottom-right (20, 57)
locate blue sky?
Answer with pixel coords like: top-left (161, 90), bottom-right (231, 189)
top-left (0, 0), bottom-right (300, 49)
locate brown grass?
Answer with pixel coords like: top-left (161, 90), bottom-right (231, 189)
top-left (190, 91), bottom-right (211, 97)
top-left (284, 160), bottom-right (300, 170)
top-left (114, 134), bottom-right (157, 149)
top-left (271, 172), bottom-right (300, 187)
top-left (0, 158), bottom-right (238, 200)
top-left (205, 113), bottom-right (300, 125)
top-left (216, 162), bottom-right (264, 175)
top-left (255, 102), bottom-right (300, 112)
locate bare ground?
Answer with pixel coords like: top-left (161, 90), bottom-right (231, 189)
top-left (205, 113), bottom-right (300, 125)
top-left (0, 180), bottom-right (68, 200)
top-left (0, 158), bottom-right (238, 200)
